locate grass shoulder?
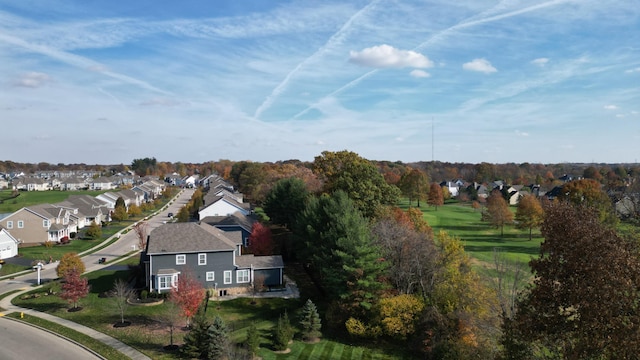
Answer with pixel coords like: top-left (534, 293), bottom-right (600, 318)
top-left (5, 312), bottom-right (129, 360)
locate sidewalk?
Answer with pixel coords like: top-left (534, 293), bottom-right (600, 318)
top-left (0, 287), bottom-right (150, 360)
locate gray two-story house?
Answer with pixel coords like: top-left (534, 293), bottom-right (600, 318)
top-left (143, 222), bottom-right (283, 297)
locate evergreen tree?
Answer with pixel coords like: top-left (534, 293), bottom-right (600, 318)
top-left (246, 321), bottom-right (260, 358)
top-left (180, 301), bottom-right (210, 359)
top-left (296, 191), bottom-right (388, 316)
top-left (273, 311), bottom-right (294, 351)
top-left (299, 299), bottom-right (322, 341)
top-left (264, 177), bottom-right (309, 229)
top-left (207, 315), bottom-right (230, 360)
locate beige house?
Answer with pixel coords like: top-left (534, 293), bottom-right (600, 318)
top-left (0, 204), bottom-right (73, 245)
top-left (25, 178), bottom-right (50, 191)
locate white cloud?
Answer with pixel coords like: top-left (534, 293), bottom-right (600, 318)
top-left (531, 58), bottom-right (549, 67)
top-left (349, 44), bottom-right (434, 69)
top-left (604, 105), bottom-right (618, 110)
top-left (515, 130), bottom-right (529, 137)
top-left (14, 72), bottom-right (51, 88)
top-left (625, 67), bottom-right (640, 73)
top-left (410, 69), bottom-right (430, 78)
top-left (462, 58), bottom-right (497, 73)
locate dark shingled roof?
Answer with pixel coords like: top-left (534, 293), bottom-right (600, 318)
top-left (201, 211), bottom-right (257, 232)
top-left (147, 222), bottom-right (236, 255)
top-left (235, 254), bottom-right (284, 269)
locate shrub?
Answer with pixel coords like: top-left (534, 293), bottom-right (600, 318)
top-left (141, 290), bottom-right (148, 300)
top-left (56, 252), bottom-right (85, 278)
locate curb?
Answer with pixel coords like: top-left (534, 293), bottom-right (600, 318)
top-left (1, 315), bottom-right (107, 360)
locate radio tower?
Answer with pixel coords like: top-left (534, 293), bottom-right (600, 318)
top-left (431, 118), bottom-right (434, 164)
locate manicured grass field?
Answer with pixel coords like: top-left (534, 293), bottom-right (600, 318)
top-left (0, 189), bottom-right (108, 214)
top-left (399, 200), bottom-right (543, 270)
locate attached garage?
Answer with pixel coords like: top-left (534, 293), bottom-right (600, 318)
top-left (0, 228), bottom-right (19, 260)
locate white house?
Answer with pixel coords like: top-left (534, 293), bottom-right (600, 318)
top-left (198, 196), bottom-right (251, 219)
top-left (0, 227), bottom-right (20, 259)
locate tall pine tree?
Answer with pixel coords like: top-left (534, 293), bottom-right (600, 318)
top-left (300, 299), bottom-right (322, 341)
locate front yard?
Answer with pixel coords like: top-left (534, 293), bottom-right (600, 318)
top-left (11, 265), bottom-right (405, 359)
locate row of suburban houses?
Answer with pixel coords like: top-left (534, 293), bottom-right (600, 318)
top-left (0, 178), bottom-right (166, 256)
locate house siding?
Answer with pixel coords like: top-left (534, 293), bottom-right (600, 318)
top-left (150, 250), bottom-right (242, 293)
top-left (0, 210), bottom-right (48, 244)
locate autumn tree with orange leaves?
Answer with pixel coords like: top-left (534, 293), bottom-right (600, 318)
top-left (427, 182), bottom-right (444, 210)
top-left (169, 270), bottom-right (205, 327)
top-left (248, 222), bottom-right (274, 256)
top-left (60, 268), bottom-right (89, 310)
top-left (485, 191), bottom-right (513, 236)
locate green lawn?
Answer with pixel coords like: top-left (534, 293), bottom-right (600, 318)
top-left (12, 266), bottom-right (408, 359)
top-left (0, 189), bottom-right (108, 214)
top-left (0, 262), bottom-right (30, 277)
top-left (421, 202), bottom-right (543, 265)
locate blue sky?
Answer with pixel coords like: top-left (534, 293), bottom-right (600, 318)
top-left (1, 0), bottom-right (639, 165)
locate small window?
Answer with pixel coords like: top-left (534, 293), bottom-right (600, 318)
top-left (237, 269), bottom-right (250, 283)
top-left (17, 221), bottom-right (24, 229)
top-left (176, 254), bottom-right (186, 265)
top-left (6, 221), bottom-right (12, 229)
top-left (198, 253), bottom-right (206, 265)
top-left (43, 220), bottom-right (50, 228)
top-left (206, 271), bottom-right (215, 281)
top-left (158, 275), bottom-right (172, 290)
top-left (223, 270), bottom-right (232, 284)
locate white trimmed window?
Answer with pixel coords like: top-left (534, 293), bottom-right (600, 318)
top-left (17, 221), bottom-right (24, 229)
top-left (223, 270), bottom-right (232, 284)
top-left (206, 271), bottom-right (215, 281)
top-left (43, 220), bottom-right (50, 228)
top-left (6, 221), bottom-right (12, 229)
top-left (198, 253), bottom-right (206, 265)
top-left (237, 269), bottom-right (250, 284)
top-left (176, 254), bottom-right (186, 265)
top-left (157, 274), bottom-right (177, 291)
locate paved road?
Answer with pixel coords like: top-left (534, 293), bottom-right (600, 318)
top-left (0, 188), bottom-right (195, 359)
top-left (0, 316), bottom-right (101, 359)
